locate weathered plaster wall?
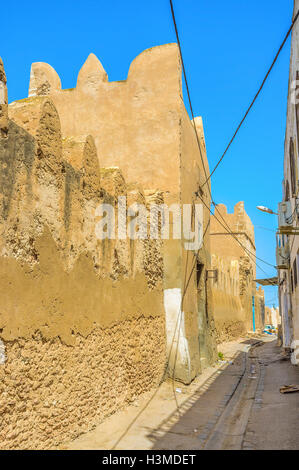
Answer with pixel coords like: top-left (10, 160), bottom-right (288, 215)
top-left (254, 286), bottom-right (265, 332)
top-left (211, 202), bottom-right (256, 278)
top-left (162, 112), bottom-right (217, 383)
top-left (0, 61), bottom-right (166, 448)
top-left (211, 202), bottom-right (264, 341)
top-left (18, 45), bottom-right (183, 195)
top-left (178, 114), bottom-right (217, 374)
top-left (14, 44), bottom-right (217, 383)
top-left (0, 318), bottom-right (165, 450)
top-left (211, 254), bottom-right (245, 343)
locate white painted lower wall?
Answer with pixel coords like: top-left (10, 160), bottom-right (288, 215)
top-left (163, 288), bottom-right (191, 381)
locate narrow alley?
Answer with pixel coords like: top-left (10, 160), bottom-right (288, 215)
top-left (64, 336), bottom-right (299, 451)
top-left (1, 0), bottom-right (299, 456)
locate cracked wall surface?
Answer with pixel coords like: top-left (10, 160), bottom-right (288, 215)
top-left (0, 318), bottom-right (165, 450)
top-left (0, 42), bottom-right (219, 451)
top-left (15, 43), bottom-right (218, 383)
top-left (0, 57), bottom-right (166, 449)
top-left (211, 202), bottom-right (265, 342)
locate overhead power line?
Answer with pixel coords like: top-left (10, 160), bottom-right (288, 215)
top-left (201, 8), bottom-right (299, 188)
top-left (112, 1), bottom-right (282, 447)
top-left (170, 0), bottom-right (279, 422)
top-left (169, 0), bottom-right (278, 421)
top-left (256, 225), bottom-right (277, 233)
top-left (111, 219), bottom-right (211, 449)
top-left (169, 0), bottom-right (276, 272)
top-left (200, 194), bottom-right (278, 283)
top-left (169, 0), bottom-right (211, 195)
top-left (171, 0), bottom-right (277, 422)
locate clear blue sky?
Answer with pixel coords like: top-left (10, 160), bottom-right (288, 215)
top-left (2, 0), bottom-right (294, 307)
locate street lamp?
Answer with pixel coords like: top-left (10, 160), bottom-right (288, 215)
top-left (257, 205), bottom-right (278, 215)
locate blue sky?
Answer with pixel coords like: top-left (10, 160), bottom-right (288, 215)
top-left (1, 0), bottom-right (294, 307)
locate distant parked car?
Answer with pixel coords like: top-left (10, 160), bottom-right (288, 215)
top-left (263, 325), bottom-right (277, 335)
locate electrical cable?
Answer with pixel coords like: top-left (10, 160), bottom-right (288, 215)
top-left (111, 218), bottom-right (211, 449)
top-left (201, 9), bottom-right (299, 188)
top-left (111, 1), bottom-right (283, 447)
top-left (169, 0), bottom-right (276, 273)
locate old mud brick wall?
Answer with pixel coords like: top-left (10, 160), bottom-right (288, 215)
top-left (0, 59), bottom-right (166, 449)
top-left (210, 202), bottom-right (265, 343)
top-left (22, 43), bottom-right (217, 383)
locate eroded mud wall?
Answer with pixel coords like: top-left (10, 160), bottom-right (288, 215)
top-left (211, 202), bottom-right (264, 341)
top-left (0, 68), bottom-right (166, 448)
top-left (8, 44), bottom-right (218, 386)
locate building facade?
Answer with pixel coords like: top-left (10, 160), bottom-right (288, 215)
top-left (211, 202), bottom-right (265, 342)
top-left (0, 57), bottom-right (169, 449)
top-left (265, 306), bottom-right (280, 328)
top-left (278, 0), bottom-right (299, 359)
top-left (0, 44), bottom-right (220, 448)
top-left (0, 39), bottom-right (269, 449)
top-left (9, 45), bottom-right (217, 383)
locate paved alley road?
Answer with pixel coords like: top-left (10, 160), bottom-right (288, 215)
top-left (64, 337), bottom-right (299, 451)
top-left (153, 338), bottom-right (299, 450)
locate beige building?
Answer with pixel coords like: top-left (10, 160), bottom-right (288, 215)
top-left (0, 44), bottom-right (220, 448)
top-left (210, 202), bottom-right (265, 342)
top-left (0, 58), bottom-right (169, 449)
top-left (20, 44), bottom-right (218, 382)
top-left (0, 39), bottom-right (269, 449)
top-left (278, 0), bottom-right (299, 358)
top-left (265, 306), bottom-right (280, 328)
